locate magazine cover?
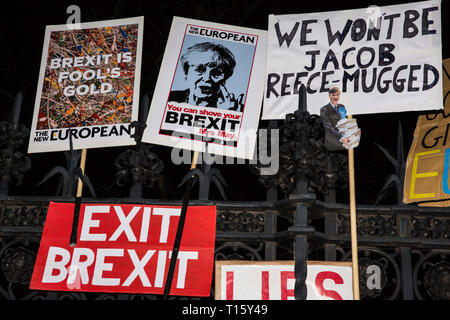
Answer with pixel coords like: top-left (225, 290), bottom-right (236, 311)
top-left (143, 17), bottom-right (267, 160)
top-left (28, 17), bottom-right (144, 153)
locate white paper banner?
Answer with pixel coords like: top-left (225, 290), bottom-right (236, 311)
top-left (263, 0), bottom-right (442, 119)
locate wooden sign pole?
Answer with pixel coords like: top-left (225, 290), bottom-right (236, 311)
top-left (347, 115), bottom-right (360, 300)
top-left (163, 150), bottom-right (199, 299)
top-left (76, 148), bottom-right (88, 197)
top-left (190, 151), bottom-right (199, 172)
top-left (70, 148), bottom-right (87, 246)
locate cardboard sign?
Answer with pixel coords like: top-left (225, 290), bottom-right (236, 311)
top-left (142, 17), bottom-right (267, 159)
top-left (263, 0), bottom-right (442, 119)
top-left (215, 261), bottom-right (353, 300)
top-left (403, 59), bottom-right (450, 206)
top-left (30, 202), bottom-right (216, 296)
top-left (28, 17), bottom-right (144, 153)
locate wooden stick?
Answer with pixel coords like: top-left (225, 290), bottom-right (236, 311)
top-left (163, 150), bottom-right (199, 299)
top-left (76, 148), bottom-right (87, 197)
top-left (70, 148), bottom-right (87, 246)
top-left (347, 115), bottom-right (360, 300)
top-left (191, 150), bottom-right (199, 170)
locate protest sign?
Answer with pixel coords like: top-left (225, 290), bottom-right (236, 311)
top-left (28, 17), bottom-right (143, 153)
top-left (30, 202), bottom-right (216, 296)
top-left (263, 0), bottom-right (442, 119)
top-left (403, 59), bottom-right (450, 206)
top-left (142, 17), bottom-right (267, 160)
top-left (215, 261), bottom-right (353, 300)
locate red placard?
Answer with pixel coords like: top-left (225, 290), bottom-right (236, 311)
top-left (30, 202), bottom-right (216, 296)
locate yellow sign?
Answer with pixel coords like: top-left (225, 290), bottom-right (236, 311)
top-left (403, 59), bottom-right (450, 206)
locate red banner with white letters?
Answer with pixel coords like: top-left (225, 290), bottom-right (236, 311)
top-left (30, 202), bottom-right (216, 296)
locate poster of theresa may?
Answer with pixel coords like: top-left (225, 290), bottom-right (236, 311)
top-left (143, 17), bottom-right (267, 160)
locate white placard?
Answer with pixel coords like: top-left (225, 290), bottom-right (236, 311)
top-left (263, 0), bottom-right (442, 119)
top-left (28, 17), bottom-right (144, 153)
top-left (215, 260), bottom-right (353, 300)
top-left (143, 17), bottom-right (267, 160)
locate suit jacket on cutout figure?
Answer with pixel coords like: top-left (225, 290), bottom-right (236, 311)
top-left (320, 102), bottom-right (346, 151)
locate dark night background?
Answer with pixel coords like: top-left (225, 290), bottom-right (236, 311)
top-left (0, 0), bottom-right (448, 204)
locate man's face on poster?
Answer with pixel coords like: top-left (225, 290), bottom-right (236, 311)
top-left (185, 50), bottom-right (227, 106)
top-left (329, 90), bottom-right (340, 105)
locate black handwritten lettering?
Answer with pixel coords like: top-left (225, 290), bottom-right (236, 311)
top-left (356, 47), bottom-right (375, 68)
top-left (422, 6), bottom-right (439, 35)
top-left (361, 69), bottom-right (376, 93)
top-left (275, 22), bottom-right (299, 47)
top-left (300, 20), bottom-right (318, 45)
top-left (393, 65), bottom-right (408, 92)
top-left (266, 73), bottom-right (280, 98)
top-left (281, 73), bottom-right (295, 96)
top-left (343, 69), bottom-right (360, 92)
top-left (404, 10), bottom-right (420, 38)
top-left (325, 19), bottom-right (353, 46)
top-left (423, 63), bottom-right (439, 90)
top-left (322, 49), bottom-right (339, 70)
top-left (384, 13), bottom-right (401, 40)
top-left (377, 67), bottom-right (392, 93)
top-left (379, 43), bottom-right (396, 66)
top-left (407, 65), bottom-right (421, 91)
top-left (351, 18), bottom-right (367, 41)
top-left (305, 50), bottom-right (320, 71)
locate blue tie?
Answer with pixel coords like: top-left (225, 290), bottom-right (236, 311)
top-left (337, 105), bottom-right (347, 119)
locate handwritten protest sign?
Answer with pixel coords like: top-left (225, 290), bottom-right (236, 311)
top-left (403, 59), bottom-right (450, 206)
top-left (28, 17), bottom-right (143, 153)
top-left (263, 0), bottom-right (442, 119)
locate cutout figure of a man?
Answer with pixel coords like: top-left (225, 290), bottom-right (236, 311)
top-left (320, 87), bottom-right (351, 151)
